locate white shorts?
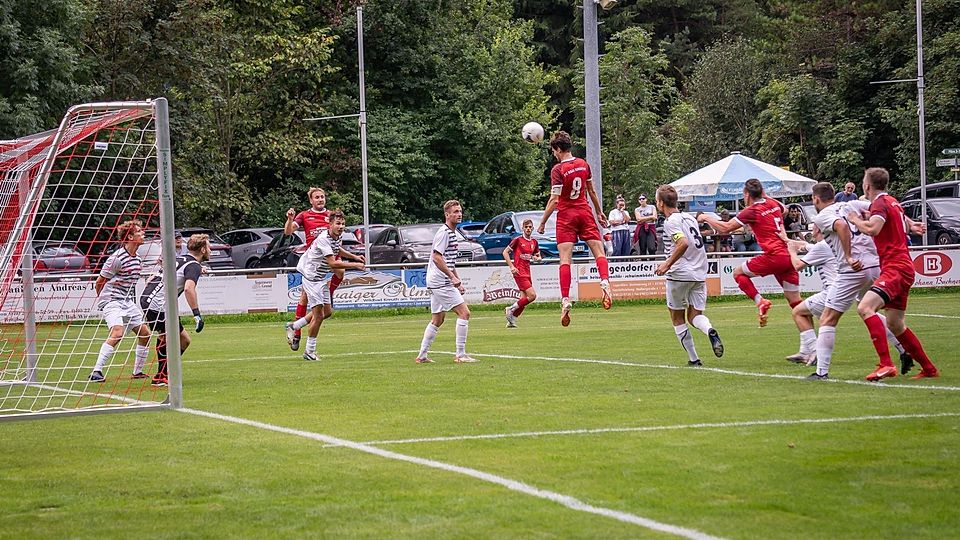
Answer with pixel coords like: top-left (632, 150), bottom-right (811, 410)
top-left (826, 267), bottom-right (880, 313)
top-left (101, 300), bottom-right (144, 332)
top-left (665, 280), bottom-right (706, 311)
top-left (804, 291), bottom-right (828, 318)
top-left (302, 278), bottom-right (331, 309)
top-left (429, 286), bottom-right (465, 314)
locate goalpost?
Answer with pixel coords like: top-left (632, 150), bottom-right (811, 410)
top-left (0, 98), bottom-right (182, 420)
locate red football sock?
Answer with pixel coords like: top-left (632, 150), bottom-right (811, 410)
top-left (559, 264), bottom-right (571, 299)
top-left (294, 302), bottom-right (307, 338)
top-left (864, 314), bottom-right (894, 367)
top-left (513, 296), bottom-right (531, 317)
top-left (735, 273), bottom-right (760, 301)
top-left (329, 273), bottom-right (343, 294)
top-left (789, 299), bottom-right (801, 308)
top-left (896, 328), bottom-right (937, 372)
top-left (596, 257), bottom-right (610, 281)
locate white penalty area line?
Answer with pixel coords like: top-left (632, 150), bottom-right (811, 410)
top-left (348, 412), bottom-right (960, 447)
top-left (179, 407), bottom-right (723, 540)
top-left (431, 350), bottom-right (960, 392)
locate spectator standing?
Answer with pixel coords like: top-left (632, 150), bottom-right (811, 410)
top-left (714, 209), bottom-right (734, 252)
top-left (835, 182), bottom-right (858, 202)
top-left (607, 195), bottom-right (632, 257)
top-left (634, 194), bottom-right (658, 255)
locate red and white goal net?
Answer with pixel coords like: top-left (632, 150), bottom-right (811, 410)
top-left (0, 100), bottom-right (179, 419)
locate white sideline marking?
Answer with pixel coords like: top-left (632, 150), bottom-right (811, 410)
top-left (909, 313), bottom-right (960, 320)
top-left (180, 407), bottom-right (723, 540)
top-left (348, 412), bottom-right (960, 447)
top-left (432, 350), bottom-right (960, 392)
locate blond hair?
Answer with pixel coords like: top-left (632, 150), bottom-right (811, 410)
top-left (307, 187), bottom-right (325, 199)
top-left (187, 234), bottom-right (209, 252)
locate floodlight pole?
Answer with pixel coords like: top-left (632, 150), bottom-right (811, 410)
top-left (358, 5), bottom-right (371, 263)
top-left (583, 0), bottom-right (603, 210)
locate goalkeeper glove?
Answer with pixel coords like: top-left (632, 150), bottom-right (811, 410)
top-left (192, 308), bottom-right (204, 333)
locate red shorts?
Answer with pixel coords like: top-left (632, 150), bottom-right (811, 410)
top-left (743, 254), bottom-right (800, 289)
top-left (871, 262), bottom-right (914, 311)
top-left (514, 275), bottom-right (533, 291)
top-left (556, 209), bottom-right (601, 244)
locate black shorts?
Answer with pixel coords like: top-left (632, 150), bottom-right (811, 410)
top-left (144, 309), bottom-right (184, 334)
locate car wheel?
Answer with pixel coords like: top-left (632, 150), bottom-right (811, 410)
top-left (245, 257), bottom-right (259, 269)
top-left (937, 232), bottom-right (951, 245)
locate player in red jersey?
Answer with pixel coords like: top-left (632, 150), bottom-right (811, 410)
top-left (283, 187), bottom-right (363, 350)
top-left (503, 219), bottom-right (542, 328)
top-left (537, 131), bottom-right (611, 327)
top-left (846, 167), bottom-right (939, 381)
top-left (698, 178), bottom-right (802, 327)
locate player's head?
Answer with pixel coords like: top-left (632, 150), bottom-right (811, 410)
top-left (521, 218), bottom-right (534, 237)
top-left (811, 182), bottom-right (835, 210)
top-left (743, 178), bottom-right (764, 202)
top-left (443, 200), bottom-right (462, 225)
top-left (655, 185), bottom-right (678, 211)
top-left (307, 187), bottom-right (326, 210)
top-left (187, 234), bottom-right (211, 262)
top-left (328, 209), bottom-right (347, 236)
top-left (549, 131), bottom-right (572, 156)
top-left (117, 219), bottom-right (144, 246)
top-left (862, 167), bottom-right (889, 198)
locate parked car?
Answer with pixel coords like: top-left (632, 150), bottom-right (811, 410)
top-left (179, 227), bottom-right (235, 269)
top-left (221, 228), bottom-right (285, 268)
top-left (398, 223), bottom-right (487, 263)
top-left (902, 180), bottom-right (960, 202)
top-left (902, 198), bottom-right (960, 246)
top-left (474, 211), bottom-right (589, 260)
top-left (458, 220), bottom-right (487, 239)
top-left (29, 243), bottom-right (91, 274)
top-left (252, 231), bottom-right (304, 269)
top-left (341, 224), bottom-right (392, 260)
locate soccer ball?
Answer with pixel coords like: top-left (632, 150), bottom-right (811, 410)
top-left (521, 122), bottom-right (544, 144)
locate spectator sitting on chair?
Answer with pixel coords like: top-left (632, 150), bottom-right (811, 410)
top-left (607, 195), bottom-right (632, 257)
top-left (634, 194), bottom-right (657, 255)
top-left (784, 205), bottom-right (804, 240)
top-left (734, 223), bottom-right (760, 252)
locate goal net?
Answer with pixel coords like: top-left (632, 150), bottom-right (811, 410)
top-left (0, 100), bottom-right (181, 420)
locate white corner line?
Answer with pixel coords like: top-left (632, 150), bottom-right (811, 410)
top-left (345, 412), bottom-right (960, 447)
top-left (179, 407), bottom-right (724, 540)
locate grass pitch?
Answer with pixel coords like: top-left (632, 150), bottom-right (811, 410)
top-left (2, 293), bottom-right (959, 539)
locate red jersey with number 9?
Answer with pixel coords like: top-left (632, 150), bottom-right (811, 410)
top-left (733, 198), bottom-right (788, 257)
top-left (551, 157), bottom-right (592, 213)
top-left (869, 193), bottom-right (911, 266)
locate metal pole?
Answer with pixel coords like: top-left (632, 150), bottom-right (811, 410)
top-left (154, 97), bottom-right (182, 408)
top-left (357, 6), bottom-right (371, 263)
top-left (21, 232), bottom-right (37, 383)
top-left (583, 0), bottom-right (603, 211)
top-left (915, 0), bottom-right (928, 245)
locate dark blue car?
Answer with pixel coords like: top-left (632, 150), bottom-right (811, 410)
top-left (474, 210), bottom-right (590, 260)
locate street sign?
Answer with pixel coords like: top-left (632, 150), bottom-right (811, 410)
top-left (943, 148), bottom-right (960, 155)
top-left (935, 158), bottom-right (959, 167)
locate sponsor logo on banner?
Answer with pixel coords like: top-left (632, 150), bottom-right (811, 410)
top-left (913, 251), bottom-right (952, 277)
top-left (481, 268), bottom-right (520, 302)
top-left (911, 250), bottom-right (960, 287)
top-left (336, 270), bottom-right (431, 309)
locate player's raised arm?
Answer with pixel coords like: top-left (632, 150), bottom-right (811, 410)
top-left (284, 207), bottom-right (299, 236)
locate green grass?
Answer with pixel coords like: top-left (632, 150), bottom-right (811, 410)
top-left (2, 293), bottom-right (959, 539)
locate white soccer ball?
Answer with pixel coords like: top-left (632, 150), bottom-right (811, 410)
top-left (521, 122), bottom-right (545, 144)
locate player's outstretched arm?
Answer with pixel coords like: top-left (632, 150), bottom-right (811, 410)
top-left (846, 211), bottom-right (883, 236)
top-left (326, 255), bottom-right (363, 271)
top-left (699, 214), bottom-right (739, 234)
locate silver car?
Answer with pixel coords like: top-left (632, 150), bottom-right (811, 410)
top-left (221, 228), bottom-right (286, 268)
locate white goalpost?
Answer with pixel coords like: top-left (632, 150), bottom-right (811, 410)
top-left (0, 98), bottom-right (182, 420)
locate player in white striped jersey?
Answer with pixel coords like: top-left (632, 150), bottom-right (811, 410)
top-left (89, 219), bottom-right (152, 382)
top-left (785, 235), bottom-right (837, 365)
top-left (140, 234), bottom-right (211, 386)
top-left (415, 200), bottom-right (477, 364)
top-left (653, 186), bottom-right (723, 366)
top-left (287, 210), bottom-right (364, 361)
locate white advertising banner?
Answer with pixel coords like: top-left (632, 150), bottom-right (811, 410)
top-left (717, 256), bottom-right (824, 295)
top-left (911, 250), bottom-right (960, 288)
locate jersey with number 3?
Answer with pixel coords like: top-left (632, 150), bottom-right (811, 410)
top-left (733, 198), bottom-right (788, 257)
top-left (663, 211), bottom-right (707, 281)
top-left (869, 193), bottom-right (911, 266)
top-left (550, 157), bottom-right (592, 213)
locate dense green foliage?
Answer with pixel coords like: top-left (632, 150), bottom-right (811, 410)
top-left (1, 0), bottom-right (957, 227)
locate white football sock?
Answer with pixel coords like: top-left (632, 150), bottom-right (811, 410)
top-left (455, 319), bottom-right (469, 356)
top-left (292, 317), bottom-right (310, 331)
top-left (673, 324), bottom-right (698, 363)
top-left (754, 295), bottom-right (763, 305)
top-left (305, 336), bottom-right (317, 355)
top-left (94, 343), bottom-right (115, 372)
top-left (508, 302), bottom-right (518, 314)
top-left (418, 323), bottom-right (439, 358)
top-left (815, 326), bottom-right (836, 376)
top-left (691, 314), bottom-right (713, 335)
top-left (134, 344), bottom-right (149, 374)
top-left (799, 329), bottom-right (817, 355)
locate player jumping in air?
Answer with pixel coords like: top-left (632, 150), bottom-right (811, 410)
top-left (537, 131), bottom-right (611, 327)
top-left (140, 234), bottom-right (211, 386)
top-left (291, 210), bottom-right (365, 362)
top-left (654, 186), bottom-right (724, 366)
top-left (503, 219), bottom-right (542, 328)
top-left (698, 178), bottom-right (802, 327)
top-left (846, 168), bottom-right (939, 381)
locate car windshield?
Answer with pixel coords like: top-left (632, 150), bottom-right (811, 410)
top-left (930, 199), bottom-right (960, 217)
top-left (513, 211), bottom-right (557, 234)
top-left (264, 229), bottom-right (285, 239)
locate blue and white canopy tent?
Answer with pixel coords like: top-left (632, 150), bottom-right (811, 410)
top-left (670, 152), bottom-right (816, 203)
